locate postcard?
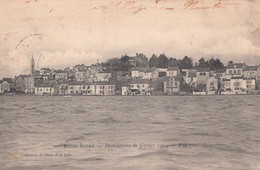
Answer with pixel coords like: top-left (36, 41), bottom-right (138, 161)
top-left (1, 0), bottom-right (260, 169)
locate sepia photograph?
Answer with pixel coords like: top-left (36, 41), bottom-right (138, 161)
top-left (0, 0), bottom-right (260, 169)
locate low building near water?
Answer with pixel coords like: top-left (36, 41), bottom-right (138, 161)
top-left (14, 75), bottom-right (35, 93)
top-left (242, 65), bottom-right (260, 80)
top-left (35, 83), bottom-right (55, 95)
top-left (124, 79), bottom-right (152, 95)
top-left (0, 80), bottom-right (11, 93)
top-left (55, 82), bottom-right (69, 95)
top-left (230, 77), bottom-right (256, 94)
top-left (221, 79), bottom-right (231, 92)
top-left (214, 68), bottom-right (226, 79)
top-left (67, 81), bottom-right (115, 95)
top-left (206, 77), bottom-right (220, 93)
top-left (122, 86), bottom-right (130, 95)
top-left (95, 81), bottom-right (115, 95)
top-left (163, 76), bottom-right (183, 95)
top-left (196, 68), bottom-right (210, 85)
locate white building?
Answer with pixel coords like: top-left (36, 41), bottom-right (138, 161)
top-left (35, 84), bottom-right (55, 95)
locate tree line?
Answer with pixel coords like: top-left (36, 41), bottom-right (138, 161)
top-left (102, 53), bottom-right (226, 72)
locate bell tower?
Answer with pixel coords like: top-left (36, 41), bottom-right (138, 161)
top-left (31, 54), bottom-right (35, 75)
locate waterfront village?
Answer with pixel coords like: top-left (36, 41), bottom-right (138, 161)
top-left (0, 53), bottom-right (260, 96)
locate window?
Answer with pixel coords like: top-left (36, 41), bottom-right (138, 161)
top-left (210, 82), bottom-right (214, 86)
top-left (234, 70), bottom-right (236, 74)
top-left (137, 85), bottom-right (140, 88)
top-left (237, 70), bottom-right (241, 74)
top-left (234, 82), bottom-right (240, 87)
top-left (229, 70), bottom-right (232, 74)
top-left (200, 72), bottom-right (206, 76)
top-left (246, 80), bottom-right (252, 84)
top-left (83, 86), bottom-right (85, 89)
top-left (142, 84), bottom-right (145, 87)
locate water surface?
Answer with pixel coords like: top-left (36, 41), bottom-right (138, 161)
top-left (0, 95), bottom-right (260, 169)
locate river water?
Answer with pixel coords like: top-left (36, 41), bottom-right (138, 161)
top-left (0, 95), bottom-right (260, 170)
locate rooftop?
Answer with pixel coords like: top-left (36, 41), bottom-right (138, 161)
top-left (187, 71), bottom-right (196, 77)
top-left (130, 79), bottom-right (151, 84)
top-left (231, 76), bottom-right (244, 79)
top-left (35, 82), bottom-right (55, 87)
top-left (215, 68), bottom-right (226, 73)
top-left (55, 70), bottom-right (67, 73)
top-left (243, 65), bottom-right (259, 71)
top-left (197, 68), bottom-right (210, 72)
top-left (227, 63), bottom-right (245, 69)
top-left (167, 67), bottom-right (179, 71)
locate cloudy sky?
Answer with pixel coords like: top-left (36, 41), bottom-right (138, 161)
top-left (0, 0), bottom-right (260, 78)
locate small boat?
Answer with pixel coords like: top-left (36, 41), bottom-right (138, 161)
top-left (64, 95), bottom-right (72, 98)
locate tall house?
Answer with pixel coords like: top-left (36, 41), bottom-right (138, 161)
top-left (31, 54), bottom-right (35, 75)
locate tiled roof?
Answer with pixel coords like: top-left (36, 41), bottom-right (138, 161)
top-left (243, 66), bottom-right (259, 71)
top-left (40, 68), bottom-right (51, 71)
top-left (187, 71), bottom-right (196, 77)
top-left (97, 71), bottom-right (111, 74)
top-left (95, 81), bottom-right (115, 85)
top-left (130, 79), bottom-right (151, 84)
top-left (215, 68), bottom-right (226, 73)
top-left (227, 63), bottom-right (245, 69)
top-left (222, 79), bottom-right (230, 81)
top-left (69, 81), bottom-right (85, 85)
top-left (167, 67), bottom-right (179, 71)
top-left (55, 70), bottom-right (67, 73)
top-left (143, 68), bottom-right (155, 73)
top-left (130, 67), bottom-right (148, 72)
top-left (35, 83), bottom-right (55, 87)
top-left (231, 76), bottom-right (244, 79)
top-left (0, 80), bottom-right (9, 84)
top-left (197, 68), bottom-right (210, 72)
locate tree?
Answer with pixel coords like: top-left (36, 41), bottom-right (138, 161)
top-left (157, 53), bottom-right (169, 68)
top-left (149, 54), bottom-right (158, 68)
top-left (213, 58), bottom-right (224, 70)
top-left (198, 57), bottom-right (209, 68)
top-left (179, 56), bottom-right (193, 69)
top-left (107, 58), bottom-right (120, 67)
top-left (119, 55), bottom-right (131, 71)
top-left (168, 58), bottom-right (179, 67)
top-left (228, 60), bottom-right (234, 66)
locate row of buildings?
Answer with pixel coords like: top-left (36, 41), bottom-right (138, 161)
top-left (1, 54), bottom-right (260, 96)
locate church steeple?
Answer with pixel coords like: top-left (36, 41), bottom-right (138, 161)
top-left (31, 54), bottom-right (35, 75)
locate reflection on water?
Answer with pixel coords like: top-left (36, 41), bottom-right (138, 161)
top-left (0, 95), bottom-right (260, 169)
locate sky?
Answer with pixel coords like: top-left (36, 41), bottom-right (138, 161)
top-left (0, 0), bottom-right (260, 79)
